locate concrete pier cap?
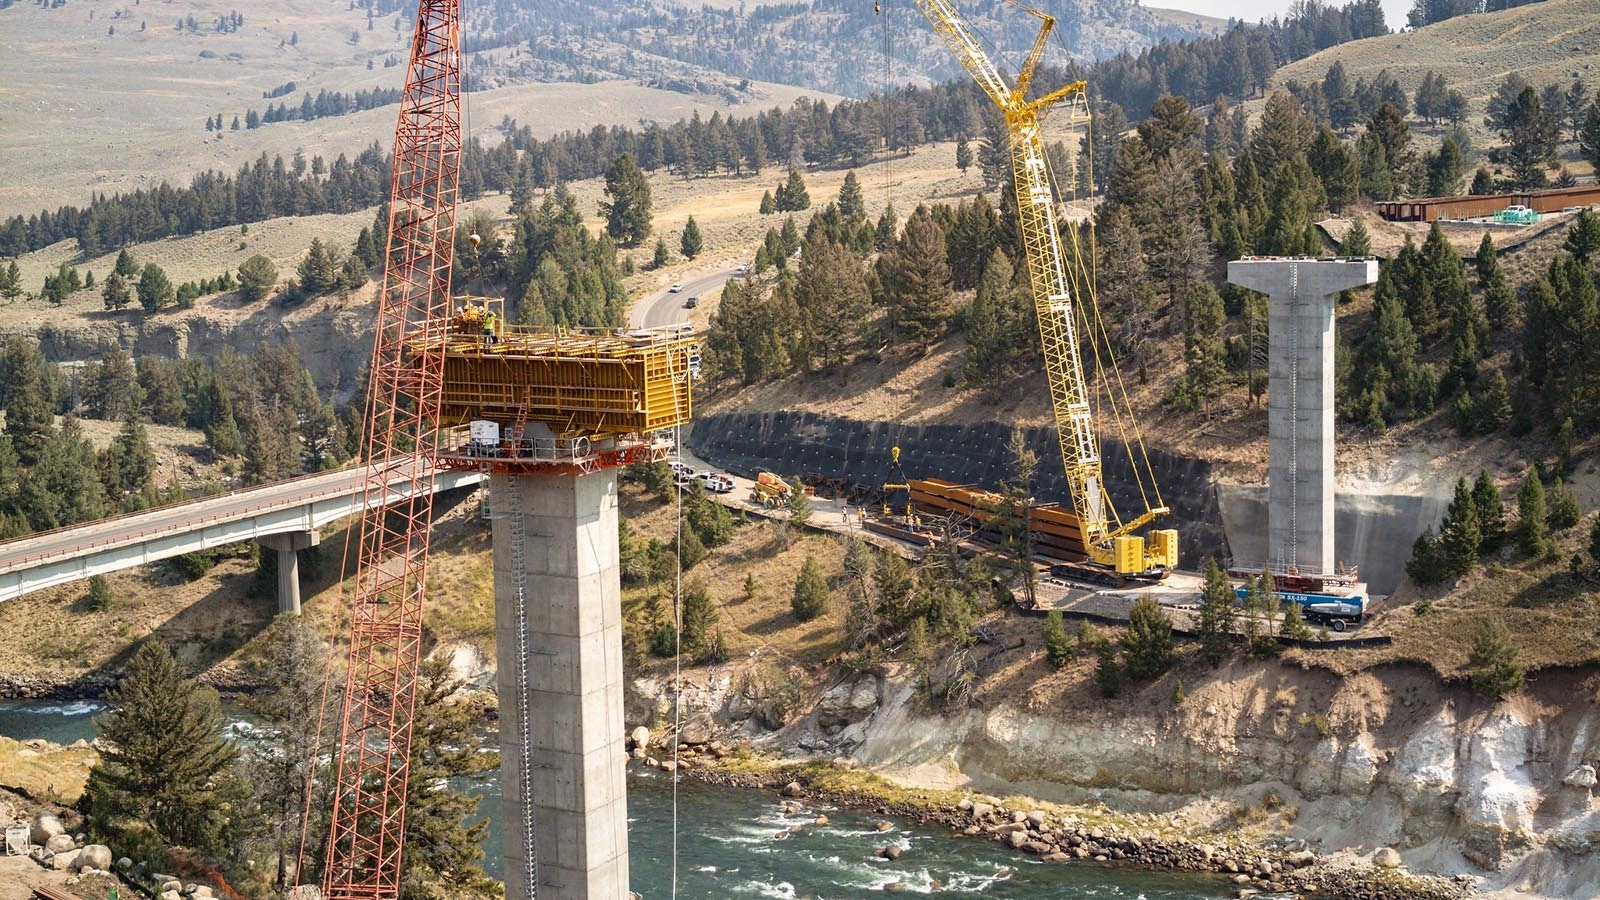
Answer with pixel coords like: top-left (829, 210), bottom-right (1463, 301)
top-left (1226, 256), bottom-right (1378, 575)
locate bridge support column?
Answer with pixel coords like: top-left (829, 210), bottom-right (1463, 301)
top-left (492, 471), bottom-right (629, 900)
top-left (258, 531), bottom-right (320, 615)
top-left (1227, 258), bottom-right (1377, 574)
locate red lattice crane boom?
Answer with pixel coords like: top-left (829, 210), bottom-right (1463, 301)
top-left (321, 3), bottom-right (461, 897)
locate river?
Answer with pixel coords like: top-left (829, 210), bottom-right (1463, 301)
top-left (0, 699), bottom-right (1235, 898)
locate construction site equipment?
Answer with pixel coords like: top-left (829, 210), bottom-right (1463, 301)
top-left (319, 2), bottom-right (462, 897)
top-left (1492, 204), bottom-right (1540, 225)
top-left (750, 471), bottom-right (793, 507)
top-left (881, 445), bottom-right (914, 521)
top-left (907, 0), bottom-right (1176, 574)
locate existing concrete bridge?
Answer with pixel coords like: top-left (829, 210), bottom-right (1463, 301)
top-left (0, 461), bottom-right (482, 612)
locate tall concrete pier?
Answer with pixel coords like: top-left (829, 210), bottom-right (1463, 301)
top-left (491, 470), bottom-right (630, 900)
top-left (1227, 257), bottom-right (1377, 574)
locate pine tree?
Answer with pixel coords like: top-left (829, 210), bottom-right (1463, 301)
top-left (600, 152), bottom-right (653, 248)
top-left (113, 248), bottom-right (139, 277)
top-left (101, 271), bottom-right (132, 310)
top-left (1095, 638), bottom-right (1121, 697)
top-left (794, 232), bottom-right (870, 370)
top-left (1342, 216), bottom-right (1371, 256)
top-left (1581, 101), bottom-right (1600, 177)
top-left (680, 578), bottom-right (719, 659)
top-left (1501, 86), bottom-right (1559, 190)
top-left (874, 203), bottom-right (898, 251)
top-left (136, 263), bottom-right (174, 312)
top-left (241, 617), bottom-right (331, 890)
top-left (1563, 209), bottom-right (1600, 263)
top-left (1472, 470), bottom-right (1506, 554)
top-left (1437, 477), bottom-right (1481, 577)
top-left (84, 640), bottom-right (238, 850)
top-left (1548, 477), bottom-right (1581, 531)
top-left (1406, 528), bottom-right (1443, 584)
top-left (1516, 467), bottom-right (1549, 556)
top-left (0, 261), bottom-right (20, 301)
top-left (401, 655), bottom-right (500, 899)
top-left (651, 236), bottom-right (669, 269)
top-left (1043, 611), bottom-right (1073, 668)
top-left (1179, 282), bottom-right (1226, 413)
top-left (1197, 559), bottom-right (1237, 664)
top-left (879, 206), bottom-right (953, 350)
top-left (1467, 619), bottom-right (1523, 699)
top-left (296, 238), bottom-right (341, 296)
top-left (791, 554), bottom-right (829, 621)
top-left (776, 169), bottom-right (810, 211)
top-left (679, 216), bottom-right (703, 259)
top-left (3, 340), bottom-right (54, 466)
top-left (837, 170), bottom-right (865, 219)
top-left (955, 137), bottom-right (973, 174)
top-left (237, 254), bottom-right (278, 302)
top-left (759, 190), bottom-right (775, 215)
top-left (1123, 596), bottom-right (1174, 679)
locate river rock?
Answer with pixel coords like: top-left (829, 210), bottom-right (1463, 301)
top-left (630, 726), bottom-right (650, 750)
top-left (116, 856), bottom-right (132, 872)
top-left (883, 844), bottom-right (904, 860)
top-left (1285, 849), bottom-right (1316, 868)
top-left (1372, 847), bottom-right (1402, 868)
top-left (159, 892), bottom-right (182, 900)
top-left (781, 781), bottom-right (804, 798)
top-left (1563, 765), bottom-right (1596, 788)
top-left (814, 815), bottom-right (829, 826)
top-left (45, 833), bottom-right (76, 854)
top-left (971, 802), bottom-right (995, 821)
top-left (1008, 830), bottom-right (1028, 849)
top-left (74, 844), bottom-right (112, 871)
top-left (31, 812), bottom-right (64, 845)
top-left (1026, 810), bottom-right (1047, 829)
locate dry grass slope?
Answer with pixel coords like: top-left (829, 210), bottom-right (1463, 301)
top-left (0, 0), bottom-right (838, 216)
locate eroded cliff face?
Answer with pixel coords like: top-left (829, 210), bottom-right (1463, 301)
top-left (11, 293), bottom-right (375, 393)
top-left (630, 661), bottom-right (1600, 899)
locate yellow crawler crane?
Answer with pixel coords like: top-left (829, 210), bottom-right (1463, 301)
top-left (906, 0), bottom-right (1177, 573)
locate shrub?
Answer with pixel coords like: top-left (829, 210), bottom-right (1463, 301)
top-left (86, 575), bottom-right (114, 613)
top-left (1094, 640), bottom-right (1122, 697)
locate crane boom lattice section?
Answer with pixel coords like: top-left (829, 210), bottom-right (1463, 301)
top-left (322, 3), bottom-right (462, 898)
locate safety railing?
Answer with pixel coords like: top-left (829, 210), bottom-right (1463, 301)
top-left (0, 461), bottom-right (475, 575)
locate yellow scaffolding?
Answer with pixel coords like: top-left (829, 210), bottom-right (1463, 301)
top-left (417, 302), bottom-right (697, 440)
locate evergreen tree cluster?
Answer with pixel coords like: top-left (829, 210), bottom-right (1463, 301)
top-left (240, 86), bottom-right (404, 130)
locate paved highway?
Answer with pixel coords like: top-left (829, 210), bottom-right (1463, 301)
top-left (629, 267), bottom-right (741, 329)
top-left (0, 460), bottom-right (466, 576)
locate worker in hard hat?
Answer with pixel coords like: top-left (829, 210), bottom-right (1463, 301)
top-left (483, 309), bottom-right (498, 345)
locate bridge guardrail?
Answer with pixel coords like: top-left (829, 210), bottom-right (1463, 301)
top-left (0, 461), bottom-right (469, 575)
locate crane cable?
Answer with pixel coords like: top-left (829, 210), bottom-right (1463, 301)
top-left (668, 344), bottom-right (688, 900)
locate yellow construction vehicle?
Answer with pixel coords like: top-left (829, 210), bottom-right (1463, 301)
top-left (905, 0), bottom-right (1177, 574)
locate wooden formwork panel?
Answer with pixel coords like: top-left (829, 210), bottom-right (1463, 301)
top-left (435, 345), bottom-right (693, 436)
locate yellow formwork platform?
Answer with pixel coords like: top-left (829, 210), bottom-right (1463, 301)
top-left (421, 323), bottom-right (696, 439)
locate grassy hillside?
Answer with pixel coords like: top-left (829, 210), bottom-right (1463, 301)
top-left (0, 0), bottom-right (836, 216)
top-left (1274, 0), bottom-right (1600, 152)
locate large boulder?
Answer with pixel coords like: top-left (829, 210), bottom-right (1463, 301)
top-left (45, 833), bottom-right (76, 854)
top-left (30, 811), bottom-right (63, 845)
top-left (679, 714), bottom-right (714, 746)
top-left (818, 677), bottom-right (880, 728)
top-left (1372, 847), bottom-right (1402, 868)
top-left (630, 726), bottom-right (650, 751)
top-left (74, 844), bottom-right (112, 871)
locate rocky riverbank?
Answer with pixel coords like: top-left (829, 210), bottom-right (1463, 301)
top-left (636, 734), bottom-right (1472, 900)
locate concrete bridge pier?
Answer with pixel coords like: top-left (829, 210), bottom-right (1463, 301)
top-left (1227, 257), bottom-right (1378, 574)
top-left (258, 530), bottom-right (320, 615)
top-left (492, 470), bottom-right (629, 900)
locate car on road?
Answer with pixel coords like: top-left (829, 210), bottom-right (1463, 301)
top-left (698, 472), bottom-right (734, 493)
top-left (672, 467), bottom-right (698, 486)
top-left (668, 283), bottom-right (684, 293)
top-left (733, 263), bottom-right (749, 276)
top-left (682, 296), bottom-right (699, 309)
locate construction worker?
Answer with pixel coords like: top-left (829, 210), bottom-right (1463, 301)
top-left (483, 309), bottom-right (498, 345)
